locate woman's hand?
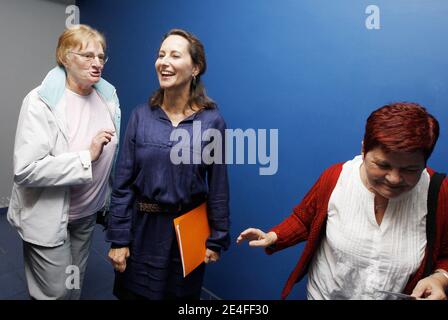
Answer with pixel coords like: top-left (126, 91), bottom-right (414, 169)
top-left (108, 247), bottom-right (130, 273)
top-left (90, 129), bottom-right (115, 162)
top-left (411, 272), bottom-right (448, 300)
top-left (204, 248), bottom-right (220, 264)
top-left (236, 228), bottom-right (278, 248)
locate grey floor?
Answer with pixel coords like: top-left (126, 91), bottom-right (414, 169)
top-left (0, 208), bottom-right (116, 300)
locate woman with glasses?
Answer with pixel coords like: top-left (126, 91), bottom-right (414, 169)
top-left (106, 29), bottom-right (230, 300)
top-left (7, 24), bottom-right (121, 300)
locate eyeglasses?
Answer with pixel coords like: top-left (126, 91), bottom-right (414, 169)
top-left (69, 51), bottom-right (109, 65)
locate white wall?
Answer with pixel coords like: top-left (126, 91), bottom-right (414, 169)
top-left (0, 0), bottom-right (75, 207)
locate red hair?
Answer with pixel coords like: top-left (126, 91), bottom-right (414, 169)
top-left (363, 102), bottom-right (439, 161)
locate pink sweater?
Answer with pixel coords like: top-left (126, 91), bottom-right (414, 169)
top-left (65, 88), bottom-right (117, 221)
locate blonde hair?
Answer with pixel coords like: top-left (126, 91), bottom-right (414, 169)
top-left (56, 24), bottom-right (106, 67)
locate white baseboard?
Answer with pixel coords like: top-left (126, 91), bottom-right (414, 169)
top-left (201, 287), bottom-right (222, 300)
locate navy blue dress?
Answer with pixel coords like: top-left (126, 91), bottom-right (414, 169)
top-left (106, 104), bottom-right (230, 299)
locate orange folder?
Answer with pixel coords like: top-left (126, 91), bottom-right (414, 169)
top-left (173, 202), bottom-right (210, 277)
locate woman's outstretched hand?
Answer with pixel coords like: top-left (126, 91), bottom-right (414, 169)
top-left (236, 228), bottom-right (278, 248)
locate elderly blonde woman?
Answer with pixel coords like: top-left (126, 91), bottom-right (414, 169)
top-left (7, 24), bottom-right (121, 300)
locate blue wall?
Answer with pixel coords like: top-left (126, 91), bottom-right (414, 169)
top-left (77, 0), bottom-right (448, 299)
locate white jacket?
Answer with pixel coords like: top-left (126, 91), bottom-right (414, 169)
top-left (7, 66), bottom-right (121, 247)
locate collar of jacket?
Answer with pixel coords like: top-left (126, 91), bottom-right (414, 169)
top-left (37, 66), bottom-right (116, 109)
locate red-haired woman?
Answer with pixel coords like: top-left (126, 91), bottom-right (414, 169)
top-left (238, 103), bottom-right (448, 300)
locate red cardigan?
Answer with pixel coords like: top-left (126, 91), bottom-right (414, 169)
top-left (267, 163), bottom-right (448, 299)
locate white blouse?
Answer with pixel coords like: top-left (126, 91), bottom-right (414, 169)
top-left (307, 155), bottom-right (428, 300)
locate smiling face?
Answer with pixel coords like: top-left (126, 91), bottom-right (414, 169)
top-left (155, 35), bottom-right (198, 92)
top-left (64, 40), bottom-right (104, 89)
top-left (361, 147), bottom-right (426, 199)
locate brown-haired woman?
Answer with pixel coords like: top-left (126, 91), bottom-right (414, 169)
top-left (238, 103), bottom-right (448, 300)
top-left (107, 29), bottom-right (230, 300)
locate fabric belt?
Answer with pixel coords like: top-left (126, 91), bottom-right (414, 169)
top-left (136, 201), bottom-right (181, 214)
top-left (136, 196), bottom-right (205, 215)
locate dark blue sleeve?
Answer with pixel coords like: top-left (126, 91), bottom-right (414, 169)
top-left (205, 115), bottom-right (231, 252)
top-left (106, 108), bottom-right (139, 246)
